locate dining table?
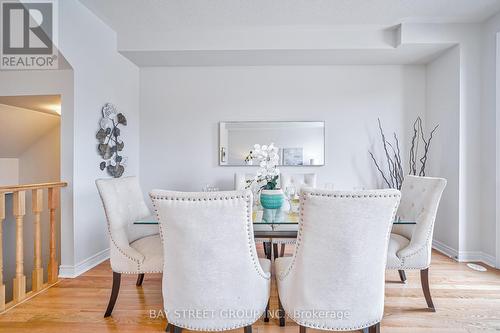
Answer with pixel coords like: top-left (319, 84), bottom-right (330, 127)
top-left (134, 208), bottom-right (416, 260)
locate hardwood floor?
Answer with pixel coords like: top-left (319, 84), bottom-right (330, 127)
top-left (0, 249), bottom-right (499, 333)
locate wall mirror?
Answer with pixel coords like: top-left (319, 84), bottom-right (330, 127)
top-left (219, 121), bottom-right (325, 166)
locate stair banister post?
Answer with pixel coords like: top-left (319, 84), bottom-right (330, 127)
top-left (0, 192), bottom-right (5, 311)
top-left (48, 187), bottom-right (60, 284)
top-left (13, 190), bottom-right (26, 302)
top-left (32, 189), bottom-right (44, 291)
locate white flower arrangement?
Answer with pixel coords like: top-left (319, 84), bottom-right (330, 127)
top-left (245, 143), bottom-right (280, 190)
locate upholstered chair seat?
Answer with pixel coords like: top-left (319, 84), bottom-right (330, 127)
top-left (274, 256), bottom-right (292, 278)
top-left (386, 175), bottom-right (446, 312)
top-left (151, 190), bottom-right (271, 333)
top-left (386, 234), bottom-right (411, 268)
top-left (128, 234), bottom-right (163, 273)
top-left (276, 188), bottom-right (401, 332)
top-left (257, 258), bottom-right (272, 273)
top-left (96, 176), bottom-right (162, 317)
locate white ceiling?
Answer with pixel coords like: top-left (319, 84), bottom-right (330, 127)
top-left (0, 103), bottom-right (60, 158)
top-left (81, 0), bottom-right (500, 31)
top-left (80, 0), bottom-right (500, 66)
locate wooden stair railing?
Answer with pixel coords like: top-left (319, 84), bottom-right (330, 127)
top-left (0, 182), bottom-right (67, 312)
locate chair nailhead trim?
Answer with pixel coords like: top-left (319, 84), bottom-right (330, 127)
top-left (168, 318), bottom-right (262, 331)
top-left (277, 190), bottom-right (398, 331)
top-left (288, 314), bottom-right (382, 331)
top-left (150, 191), bottom-right (270, 282)
top-left (278, 190), bottom-right (400, 282)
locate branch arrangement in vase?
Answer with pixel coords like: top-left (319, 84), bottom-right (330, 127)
top-left (369, 116), bottom-right (438, 190)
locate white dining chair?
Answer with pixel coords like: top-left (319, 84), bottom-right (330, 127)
top-left (386, 175), bottom-right (447, 311)
top-left (96, 176), bottom-right (162, 317)
top-left (280, 173), bottom-right (317, 191)
top-left (274, 173), bottom-right (317, 258)
top-left (150, 189), bottom-right (271, 333)
top-left (276, 188), bottom-right (401, 332)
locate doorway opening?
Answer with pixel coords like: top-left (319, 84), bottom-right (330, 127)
top-left (0, 94), bottom-right (61, 305)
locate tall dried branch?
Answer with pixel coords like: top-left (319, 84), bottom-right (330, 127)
top-left (369, 116), bottom-right (437, 189)
top-left (369, 119), bottom-right (404, 189)
top-left (377, 118), bottom-right (396, 188)
top-left (369, 151), bottom-right (392, 187)
top-left (387, 133), bottom-right (404, 189)
top-left (409, 117), bottom-right (422, 175)
top-left (418, 121), bottom-right (439, 176)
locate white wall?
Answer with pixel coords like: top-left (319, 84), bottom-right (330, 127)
top-left (0, 159), bottom-right (19, 185)
top-left (57, 0), bottom-right (140, 275)
top-left (0, 0), bottom-right (141, 278)
top-left (481, 12), bottom-right (500, 267)
top-left (497, 33), bottom-right (500, 269)
top-left (426, 46), bottom-right (460, 255)
top-left (401, 23), bottom-right (491, 264)
top-left (140, 65), bottom-right (426, 193)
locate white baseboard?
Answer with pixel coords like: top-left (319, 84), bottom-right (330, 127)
top-left (432, 239), bottom-right (459, 260)
top-left (59, 248), bottom-right (110, 278)
top-left (432, 240), bottom-right (497, 268)
top-left (458, 251), bottom-right (497, 268)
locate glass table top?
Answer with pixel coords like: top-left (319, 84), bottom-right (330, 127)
top-left (134, 211), bottom-right (416, 226)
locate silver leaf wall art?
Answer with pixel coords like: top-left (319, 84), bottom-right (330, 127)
top-left (96, 103), bottom-right (127, 178)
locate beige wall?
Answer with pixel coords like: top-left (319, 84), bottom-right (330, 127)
top-left (0, 158), bottom-right (19, 185)
top-left (18, 126), bottom-right (60, 184)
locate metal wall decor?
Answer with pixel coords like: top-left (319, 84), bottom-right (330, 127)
top-left (96, 103), bottom-right (127, 178)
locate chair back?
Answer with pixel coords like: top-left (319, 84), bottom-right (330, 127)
top-left (279, 188), bottom-right (400, 330)
top-left (280, 173), bottom-right (316, 191)
top-left (392, 175), bottom-right (446, 258)
top-left (150, 190), bottom-right (270, 330)
top-left (96, 177), bottom-right (155, 244)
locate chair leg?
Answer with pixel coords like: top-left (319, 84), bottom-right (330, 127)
top-left (170, 324), bottom-right (182, 333)
top-left (244, 325), bottom-right (252, 333)
top-left (299, 325), bottom-right (306, 333)
top-left (265, 242), bottom-right (272, 260)
top-left (136, 273), bottom-right (145, 286)
top-left (264, 301), bottom-right (270, 322)
top-left (363, 322), bottom-right (380, 333)
top-left (273, 243), bottom-right (279, 260)
top-left (104, 271), bottom-right (121, 317)
top-left (280, 243), bottom-right (285, 257)
top-left (278, 298), bottom-right (285, 326)
top-left (420, 268), bottom-right (435, 311)
top-left (398, 270), bottom-right (407, 283)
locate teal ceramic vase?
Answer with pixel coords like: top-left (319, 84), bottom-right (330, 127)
top-left (260, 189), bottom-right (284, 209)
